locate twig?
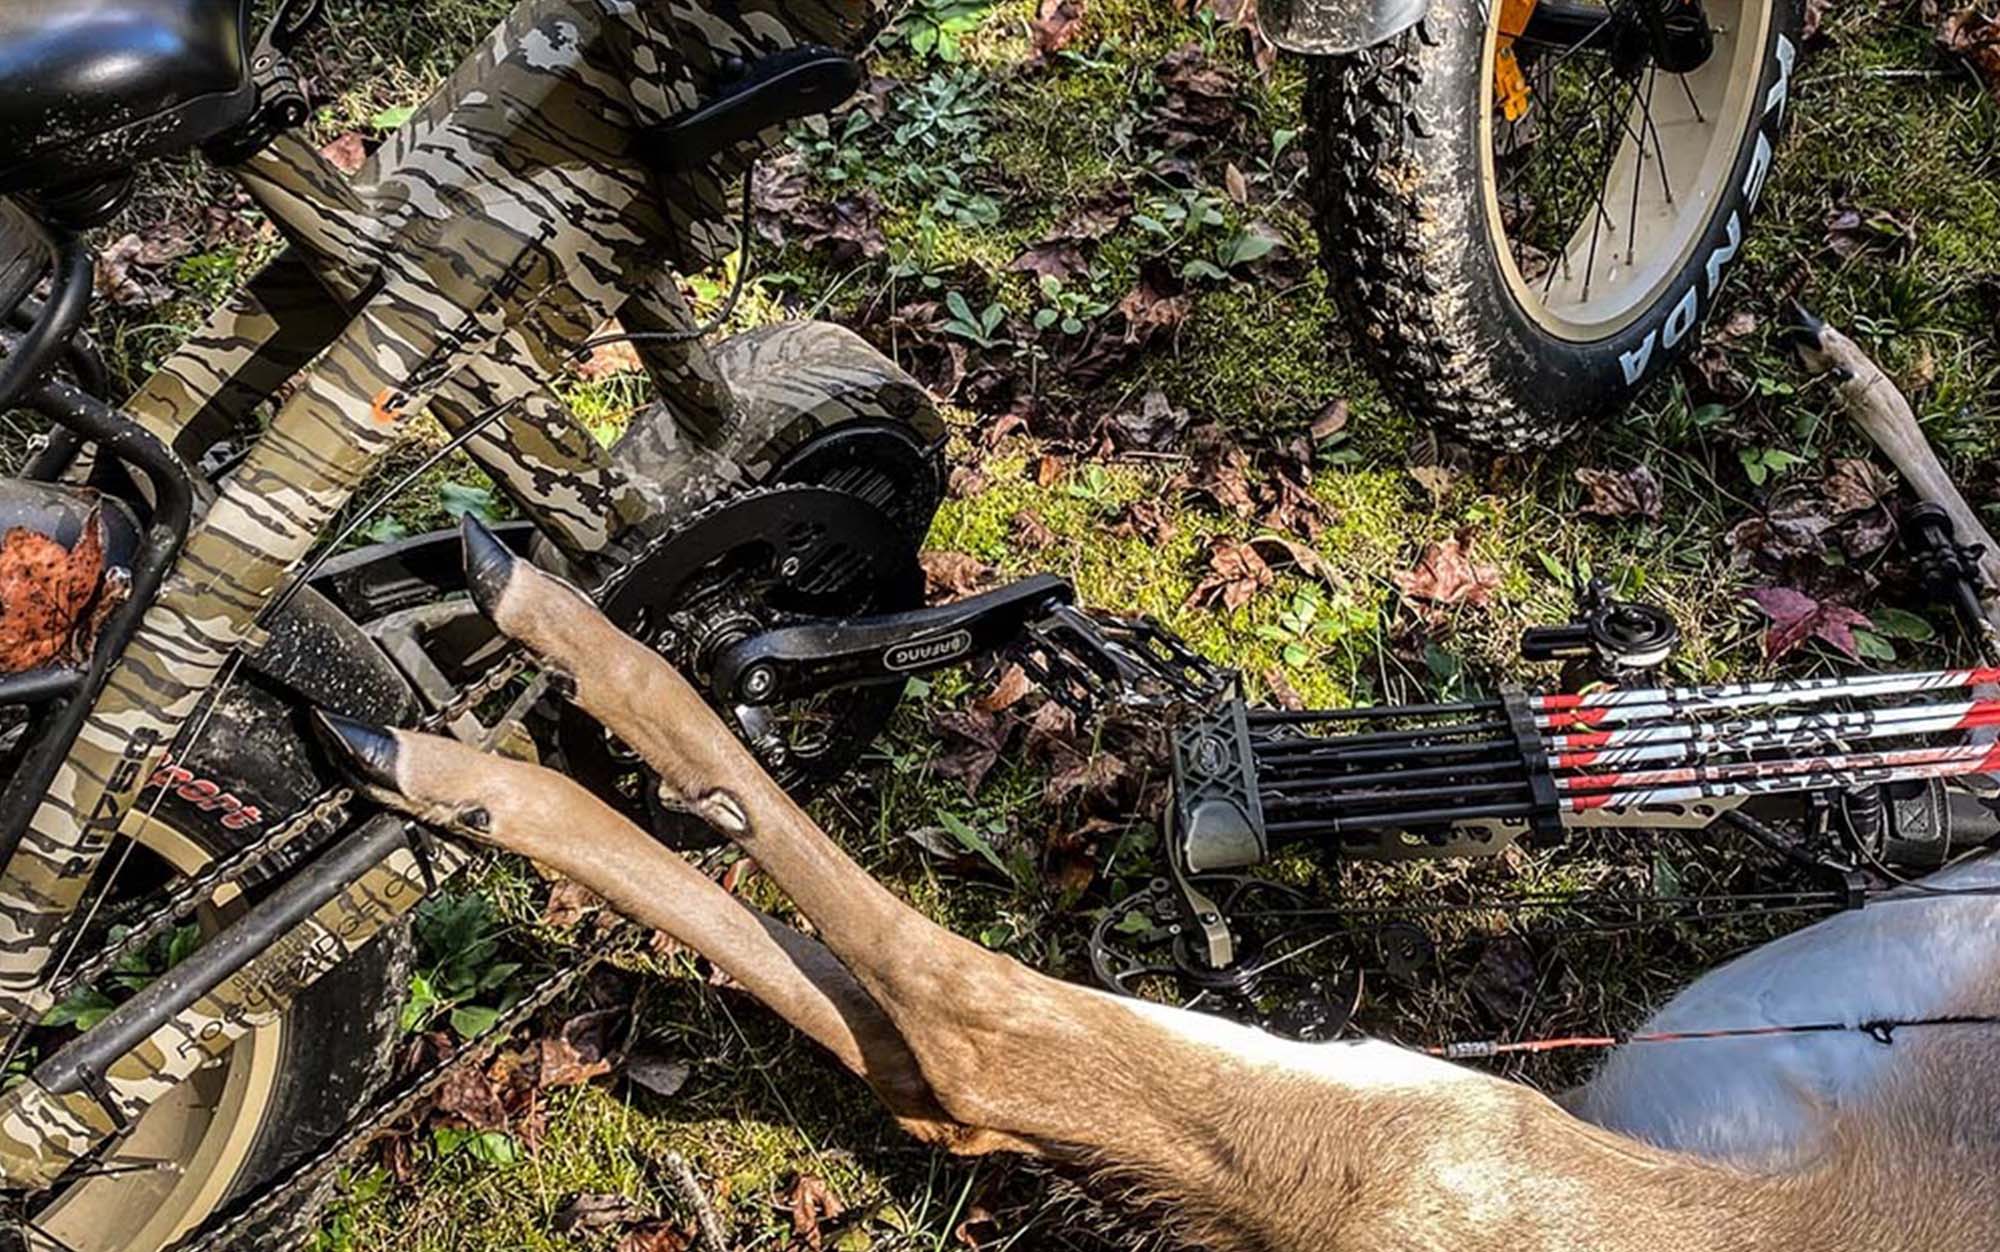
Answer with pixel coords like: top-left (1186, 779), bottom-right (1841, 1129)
top-left (661, 1150), bottom-right (730, 1252)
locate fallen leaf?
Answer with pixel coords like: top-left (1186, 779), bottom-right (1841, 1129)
top-left (1028, 0), bottom-right (1087, 59)
top-left (1749, 586), bottom-right (1873, 661)
top-left (920, 551), bottom-right (997, 602)
top-left (320, 131), bottom-right (368, 175)
top-left (1310, 398), bottom-right (1351, 441)
top-left (1110, 388), bottom-right (1189, 451)
top-left (1116, 273), bottom-right (1191, 344)
top-left (1939, 5), bottom-right (2000, 103)
top-left (1822, 458), bottom-right (1895, 514)
top-left (554, 1191), bottom-right (648, 1234)
top-left (1109, 499), bottom-right (1177, 545)
top-left (434, 1064), bottom-right (508, 1131)
top-left (0, 514), bottom-right (107, 674)
top-left (977, 663), bottom-right (1037, 712)
top-left (623, 1053), bottom-right (692, 1099)
top-left (1726, 491), bottom-right (1836, 566)
top-left (542, 879), bottom-right (602, 930)
top-left (930, 707), bottom-right (1013, 794)
top-left (1468, 936), bottom-right (1537, 1023)
top-left (617, 1222), bottom-right (695, 1252)
top-left (1245, 533), bottom-right (1335, 585)
top-left (1011, 509), bottom-right (1056, 550)
top-left (1224, 162), bottom-right (1250, 205)
top-left (1033, 452), bottom-right (1067, 487)
top-left (1043, 750), bottom-right (1127, 806)
top-left (1187, 538), bottom-right (1275, 611)
top-left (537, 1035), bottom-right (612, 1090)
top-left (1392, 538), bottom-right (1501, 610)
top-left (786, 1174), bottom-right (846, 1250)
top-left (1574, 464), bottom-right (1664, 523)
top-left (1008, 239), bottom-right (1088, 282)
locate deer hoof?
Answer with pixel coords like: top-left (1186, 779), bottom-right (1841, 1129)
top-left (313, 710), bottom-right (403, 794)
top-left (461, 514), bottom-right (519, 620)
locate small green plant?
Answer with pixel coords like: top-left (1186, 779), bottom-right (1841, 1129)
top-left (941, 290), bottom-right (1010, 349)
top-left (1181, 226), bottom-right (1282, 283)
top-left (1032, 275), bottom-right (1112, 336)
top-left (1737, 445), bottom-right (1807, 486)
top-left (403, 891), bottom-right (521, 1039)
top-left (888, 0), bottom-right (991, 62)
top-left (1064, 462), bottom-right (1117, 504)
top-left (1850, 606), bottom-right (1936, 662)
top-left (1132, 189), bottom-right (1227, 252)
top-left (43, 922), bottom-right (201, 1031)
top-left (1254, 586), bottom-right (1381, 668)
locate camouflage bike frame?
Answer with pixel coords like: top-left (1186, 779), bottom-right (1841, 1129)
top-left (0, 0), bottom-right (941, 1189)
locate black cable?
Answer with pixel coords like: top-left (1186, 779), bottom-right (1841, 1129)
top-left (571, 163), bottom-right (758, 356)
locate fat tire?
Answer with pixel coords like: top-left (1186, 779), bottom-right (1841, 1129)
top-left (1304, 0), bottom-right (1801, 449)
top-left (137, 677), bottom-right (409, 1250)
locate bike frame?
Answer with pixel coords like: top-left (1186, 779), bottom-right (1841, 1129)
top-left (0, 0), bottom-right (924, 1189)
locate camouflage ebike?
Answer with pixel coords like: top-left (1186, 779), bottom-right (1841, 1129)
top-left (0, 1), bottom-right (945, 1247)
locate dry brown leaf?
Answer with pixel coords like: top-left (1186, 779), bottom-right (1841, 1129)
top-left (542, 879), bottom-right (602, 930)
top-left (320, 131), bottom-right (368, 175)
top-left (1245, 533), bottom-right (1334, 585)
top-left (537, 1035), bottom-right (613, 1091)
top-left (1033, 452), bottom-right (1067, 487)
top-left (786, 1174), bottom-right (846, 1250)
top-left (1028, 0), bottom-right (1087, 59)
top-left (1408, 464), bottom-right (1458, 501)
top-left (1224, 162), bottom-right (1250, 205)
top-left (1392, 538), bottom-right (1501, 609)
top-left (1261, 667), bottom-right (1306, 711)
top-left (1574, 464), bottom-right (1664, 523)
top-left (977, 662), bottom-right (1037, 712)
top-left (1939, 5), bottom-right (2000, 103)
top-left (1187, 538), bottom-right (1275, 611)
top-left (0, 514), bottom-right (106, 674)
top-left (1823, 458), bottom-right (1895, 514)
top-left (920, 550), bottom-right (996, 602)
top-left (553, 1191), bottom-right (648, 1235)
top-left (1109, 498), bottom-right (1177, 545)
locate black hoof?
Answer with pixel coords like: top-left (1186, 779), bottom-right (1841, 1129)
top-left (461, 515), bottom-right (518, 619)
top-left (1784, 302), bottom-right (1827, 350)
top-left (312, 711), bottom-right (403, 793)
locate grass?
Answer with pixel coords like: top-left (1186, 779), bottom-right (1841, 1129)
top-left (10, 0), bottom-right (1997, 1245)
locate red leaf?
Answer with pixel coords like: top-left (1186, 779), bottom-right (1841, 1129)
top-left (1748, 586), bottom-right (1872, 661)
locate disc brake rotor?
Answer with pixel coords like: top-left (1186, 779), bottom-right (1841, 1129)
top-left (1090, 875), bottom-right (1365, 1041)
top-left (557, 483), bottom-right (922, 847)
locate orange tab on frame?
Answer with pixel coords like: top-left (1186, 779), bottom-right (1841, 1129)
top-left (370, 388), bottom-right (409, 425)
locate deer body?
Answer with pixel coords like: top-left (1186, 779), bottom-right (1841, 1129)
top-left (316, 521), bottom-right (2000, 1251)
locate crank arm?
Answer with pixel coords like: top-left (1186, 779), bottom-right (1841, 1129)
top-left (712, 574), bottom-right (1074, 705)
top-left (642, 46), bottom-right (862, 172)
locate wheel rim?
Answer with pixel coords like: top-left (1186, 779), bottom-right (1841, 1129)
top-left (31, 812), bottom-right (284, 1252)
top-left (1480, 0), bottom-right (1775, 339)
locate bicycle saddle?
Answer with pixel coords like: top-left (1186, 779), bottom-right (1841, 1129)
top-left (0, 0), bottom-right (254, 198)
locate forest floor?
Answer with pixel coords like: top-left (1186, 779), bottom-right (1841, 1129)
top-left (32, 0), bottom-right (2000, 1246)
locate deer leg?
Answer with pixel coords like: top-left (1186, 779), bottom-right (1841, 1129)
top-left (312, 712), bottom-right (1028, 1150)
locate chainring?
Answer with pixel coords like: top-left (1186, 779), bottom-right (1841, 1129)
top-left (1090, 874), bottom-right (1365, 1041)
top-left (557, 482), bottom-right (923, 848)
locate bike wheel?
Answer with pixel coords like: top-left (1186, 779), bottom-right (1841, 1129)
top-left (1306, 0), bottom-right (1799, 449)
top-left (18, 684), bottom-right (407, 1252)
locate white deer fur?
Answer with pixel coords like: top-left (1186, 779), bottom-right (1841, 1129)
top-left (334, 547), bottom-right (2000, 1251)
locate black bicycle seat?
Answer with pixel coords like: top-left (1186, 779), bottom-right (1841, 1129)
top-left (0, 0), bottom-right (254, 198)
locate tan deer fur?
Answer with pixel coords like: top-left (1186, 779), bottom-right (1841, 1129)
top-left (338, 553), bottom-right (2000, 1252)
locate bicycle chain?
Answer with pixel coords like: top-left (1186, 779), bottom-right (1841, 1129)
top-left (46, 650), bottom-right (532, 1010)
